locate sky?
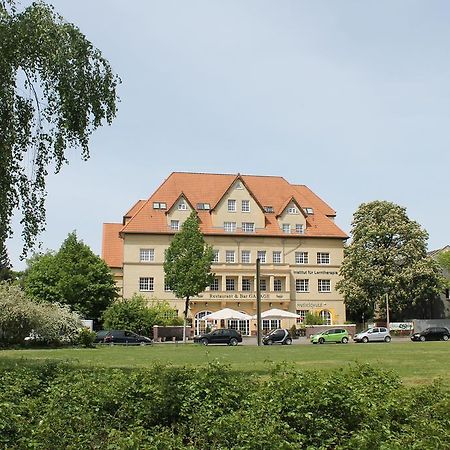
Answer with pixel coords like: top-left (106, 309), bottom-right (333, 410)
top-left (8, 0), bottom-right (450, 269)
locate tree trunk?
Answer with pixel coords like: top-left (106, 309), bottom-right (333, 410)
top-left (183, 295), bottom-right (190, 343)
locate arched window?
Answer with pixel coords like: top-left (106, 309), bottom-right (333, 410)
top-left (320, 310), bottom-right (332, 325)
top-left (194, 310), bottom-right (212, 335)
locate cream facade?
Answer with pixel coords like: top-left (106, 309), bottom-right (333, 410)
top-left (102, 172), bottom-right (349, 335)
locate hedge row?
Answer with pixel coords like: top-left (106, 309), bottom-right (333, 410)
top-left (0, 362), bottom-right (449, 449)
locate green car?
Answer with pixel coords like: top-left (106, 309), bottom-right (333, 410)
top-left (310, 328), bottom-right (349, 344)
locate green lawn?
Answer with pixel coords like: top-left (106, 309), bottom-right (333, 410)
top-left (1, 341), bottom-right (449, 386)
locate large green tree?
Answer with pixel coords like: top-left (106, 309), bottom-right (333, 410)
top-left (23, 232), bottom-right (117, 320)
top-left (0, 241), bottom-right (13, 281)
top-left (0, 1), bottom-right (119, 256)
top-left (164, 212), bottom-right (214, 341)
top-left (336, 201), bottom-right (444, 321)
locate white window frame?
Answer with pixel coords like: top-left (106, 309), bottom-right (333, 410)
top-left (257, 250), bottom-right (266, 263)
top-left (139, 248), bottom-right (155, 262)
top-left (318, 279), bottom-right (331, 292)
top-left (295, 224), bottom-right (304, 234)
top-left (227, 199), bottom-right (237, 212)
top-left (296, 309), bottom-right (309, 324)
top-left (164, 280), bottom-right (171, 292)
top-left (296, 279), bottom-right (309, 293)
top-left (224, 222), bottom-right (236, 232)
top-left (241, 250), bottom-right (251, 264)
top-left (225, 250), bottom-right (236, 263)
top-left (282, 224), bottom-right (291, 234)
top-left (213, 249), bottom-right (219, 263)
top-left (295, 252), bottom-right (309, 264)
top-left (272, 251), bottom-right (282, 264)
top-left (241, 199), bottom-right (250, 212)
top-left (178, 200), bottom-right (187, 211)
top-left (320, 310), bottom-right (332, 325)
top-left (242, 222), bottom-right (255, 233)
top-left (210, 278), bottom-right (219, 291)
top-left (317, 252), bottom-right (330, 264)
top-left (139, 277), bottom-right (154, 292)
top-left (170, 220), bottom-right (180, 231)
top-left (287, 206), bottom-right (298, 214)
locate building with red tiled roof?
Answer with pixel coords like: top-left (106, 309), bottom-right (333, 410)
top-left (102, 172), bottom-right (349, 334)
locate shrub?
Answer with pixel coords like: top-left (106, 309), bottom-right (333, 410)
top-left (77, 327), bottom-right (97, 348)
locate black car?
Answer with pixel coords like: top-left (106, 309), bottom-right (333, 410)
top-left (410, 327), bottom-right (450, 342)
top-left (97, 330), bottom-right (153, 345)
top-left (194, 328), bottom-right (242, 346)
top-left (262, 329), bottom-right (293, 345)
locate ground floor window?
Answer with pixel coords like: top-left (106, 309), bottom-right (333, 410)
top-left (228, 319), bottom-right (250, 336)
top-left (296, 309), bottom-right (309, 324)
top-left (320, 309), bottom-right (332, 325)
top-left (195, 310), bottom-right (212, 335)
top-left (262, 319), bottom-right (280, 332)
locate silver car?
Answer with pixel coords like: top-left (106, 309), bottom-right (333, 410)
top-left (353, 327), bottom-right (391, 343)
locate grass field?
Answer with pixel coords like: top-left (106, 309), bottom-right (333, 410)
top-left (1, 340), bottom-right (450, 386)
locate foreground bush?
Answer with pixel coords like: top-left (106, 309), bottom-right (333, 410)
top-left (0, 362), bottom-right (448, 449)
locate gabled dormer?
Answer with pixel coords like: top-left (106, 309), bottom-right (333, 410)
top-left (211, 175), bottom-right (265, 232)
top-left (277, 197), bottom-right (307, 234)
top-left (166, 193), bottom-right (194, 231)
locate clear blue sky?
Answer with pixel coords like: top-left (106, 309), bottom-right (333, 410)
top-left (8, 0), bottom-right (450, 269)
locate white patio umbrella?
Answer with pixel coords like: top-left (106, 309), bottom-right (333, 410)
top-left (202, 308), bottom-right (252, 321)
top-left (253, 308), bottom-right (302, 319)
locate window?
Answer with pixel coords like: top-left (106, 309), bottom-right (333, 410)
top-left (235, 181), bottom-right (243, 190)
top-left (164, 280), bottom-right (171, 291)
top-left (318, 279), bottom-right (331, 292)
top-left (197, 203), bottom-right (210, 210)
top-left (241, 199), bottom-right (250, 212)
top-left (295, 224), bottom-right (304, 234)
top-left (226, 250), bottom-right (235, 263)
top-left (287, 206), bottom-right (298, 214)
top-left (139, 277), bottom-right (154, 291)
top-left (274, 279), bottom-right (282, 292)
top-left (139, 248), bottom-right (154, 262)
top-left (320, 310), bottom-right (332, 325)
top-left (153, 202), bottom-right (167, 210)
top-left (213, 249), bottom-right (219, 263)
top-left (170, 220), bottom-right (180, 231)
top-left (305, 207), bottom-right (314, 215)
top-left (228, 199), bottom-right (236, 212)
top-left (257, 250), bottom-right (266, 263)
top-left (241, 250), bottom-right (251, 264)
top-left (295, 252), bottom-right (309, 264)
top-left (296, 310), bottom-right (309, 324)
top-left (282, 224), bottom-right (291, 234)
top-left (263, 319), bottom-right (280, 331)
top-left (264, 206), bottom-right (274, 213)
top-left (224, 221), bottom-right (236, 232)
top-left (226, 278), bottom-right (235, 291)
top-left (242, 222), bottom-right (255, 233)
top-left (317, 252), bottom-right (330, 264)
top-left (242, 278), bottom-right (252, 291)
top-left (178, 200), bottom-right (187, 210)
top-left (296, 279), bottom-right (309, 292)
top-left (259, 279), bottom-right (267, 291)
top-left (273, 251), bottom-right (282, 264)
top-left (210, 278), bottom-right (219, 291)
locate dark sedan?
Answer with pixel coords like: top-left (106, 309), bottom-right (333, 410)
top-left (194, 328), bottom-right (242, 346)
top-left (97, 330), bottom-right (153, 345)
top-left (410, 327), bottom-right (450, 342)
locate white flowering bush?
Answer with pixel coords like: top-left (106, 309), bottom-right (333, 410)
top-left (0, 282), bottom-right (82, 346)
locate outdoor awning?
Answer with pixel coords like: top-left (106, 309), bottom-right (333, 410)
top-left (202, 308), bottom-right (253, 321)
top-left (253, 308), bottom-right (302, 319)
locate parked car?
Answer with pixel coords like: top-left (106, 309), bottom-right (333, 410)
top-left (262, 329), bottom-right (293, 345)
top-left (353, 327), bottom-right (391, 343)
top-left (310, 328), bottom-right (349, 344)
top-left (194, 328), bottom-right (242, 346)
top-left (98, 330), bottom-right (153, 345)
top-left (410, 327), bottom-right (450, 342)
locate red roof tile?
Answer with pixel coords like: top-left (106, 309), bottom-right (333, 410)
top-left (102, 223), bottom-right (123, 268)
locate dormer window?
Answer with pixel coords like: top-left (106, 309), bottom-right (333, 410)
top-left (197, 203), bottom-right (210, 210)
top-left (153, 202), bottom-right (167, 210)
top-left (287, 206), bottom-right (299, 214)
top-left (305, 207), bottom-right (314, 215)
top-left (264, 206), bottom-right (274, 213)
top-left (178, 201), bottom-right (187, 210)
top-left (224, 222), bottom-right (236, 232)
top-left (282, 224), bottom-right (291, 234)
top-left (235, 181), bottom-right (243, 190)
